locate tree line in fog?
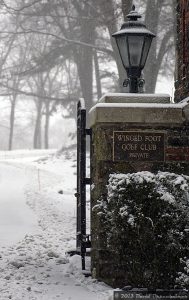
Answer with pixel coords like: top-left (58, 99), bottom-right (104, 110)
top-left (0, 0), bottom-right (175, 150)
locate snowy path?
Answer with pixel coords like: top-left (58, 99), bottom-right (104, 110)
top-left (0, 163), bottom-right (38, 247)
top-left (0, 152), bottom-right (111, 300)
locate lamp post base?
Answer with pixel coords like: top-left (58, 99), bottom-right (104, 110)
top-left (130, 77), bottom-right (139, 93)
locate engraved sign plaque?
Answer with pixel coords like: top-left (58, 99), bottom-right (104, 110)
top-left (113, 131), bottom-right (165, 162)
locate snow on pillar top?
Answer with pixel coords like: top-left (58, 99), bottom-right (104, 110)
top-left (89, 95), bottom-right (189, 127)
top-left (98, 93), bottom-right (171, 104)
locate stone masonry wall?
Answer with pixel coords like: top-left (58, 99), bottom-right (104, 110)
top-left (175, 0), bottom-right (189, 102)
top-left (91, 122), bottom-right (189, 287)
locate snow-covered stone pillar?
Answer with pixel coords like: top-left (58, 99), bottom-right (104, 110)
top-left (89, 93), bottom-right (189, 287)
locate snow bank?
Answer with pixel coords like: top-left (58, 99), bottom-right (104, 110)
top-left (0, 150), bottom-right (112, 299)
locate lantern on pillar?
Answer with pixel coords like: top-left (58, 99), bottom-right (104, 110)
top-left (112, 5), bottom-right (156, 93)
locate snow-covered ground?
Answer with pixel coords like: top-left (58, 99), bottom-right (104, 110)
top-left (0, 149), bottom-right (112, 300)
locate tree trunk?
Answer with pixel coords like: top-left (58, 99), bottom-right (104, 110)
top-left (73, 2), bottom-right (95, 114)
top-left (99, 0), bottom-right (131, 92)
top-left (76, 47), bottom-right (93, 114)
top-left (8, 97), bottom-right (16, 151)
top-left (33, 100), bottom-right (42, 149)
top-left (44, 101), bottom-right (50, 149)
top-left (122, 0), bottom-right (132, 21)
top-left (143, 0), bottom-right (169, 93)
top-left (94, 50), bottom-right (102, 99)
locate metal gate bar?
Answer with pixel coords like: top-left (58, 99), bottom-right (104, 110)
top-left (75, 99), bottom-right (91, 270)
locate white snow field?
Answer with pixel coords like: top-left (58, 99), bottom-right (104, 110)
top-left (0, 150), bottom-right (112, 300)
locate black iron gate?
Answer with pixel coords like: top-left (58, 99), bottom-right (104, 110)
top-left (75, 99), bottom-right (91, 270)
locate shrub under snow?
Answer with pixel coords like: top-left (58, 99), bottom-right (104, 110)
top-left (95, 171), bottom-right (189, 289)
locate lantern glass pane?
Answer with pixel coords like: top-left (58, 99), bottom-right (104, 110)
top-left (128, 35), bottom-right (144, 66)
top-left (140, 36), bottom-right (153, 68)
top-left (116, 35), bottom-right (129, 68)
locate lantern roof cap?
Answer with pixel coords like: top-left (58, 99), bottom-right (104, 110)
top-left (112, 5), bottom-right (156, 38)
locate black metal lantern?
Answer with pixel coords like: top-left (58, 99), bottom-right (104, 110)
top-left (112, 5), bottom-right (156, 93)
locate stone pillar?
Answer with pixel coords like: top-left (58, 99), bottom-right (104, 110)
top-left (89, 93), bottom-right (189, 287)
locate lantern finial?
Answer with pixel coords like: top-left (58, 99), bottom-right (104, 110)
top-left (127, 5), bottom-right (142, 21)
